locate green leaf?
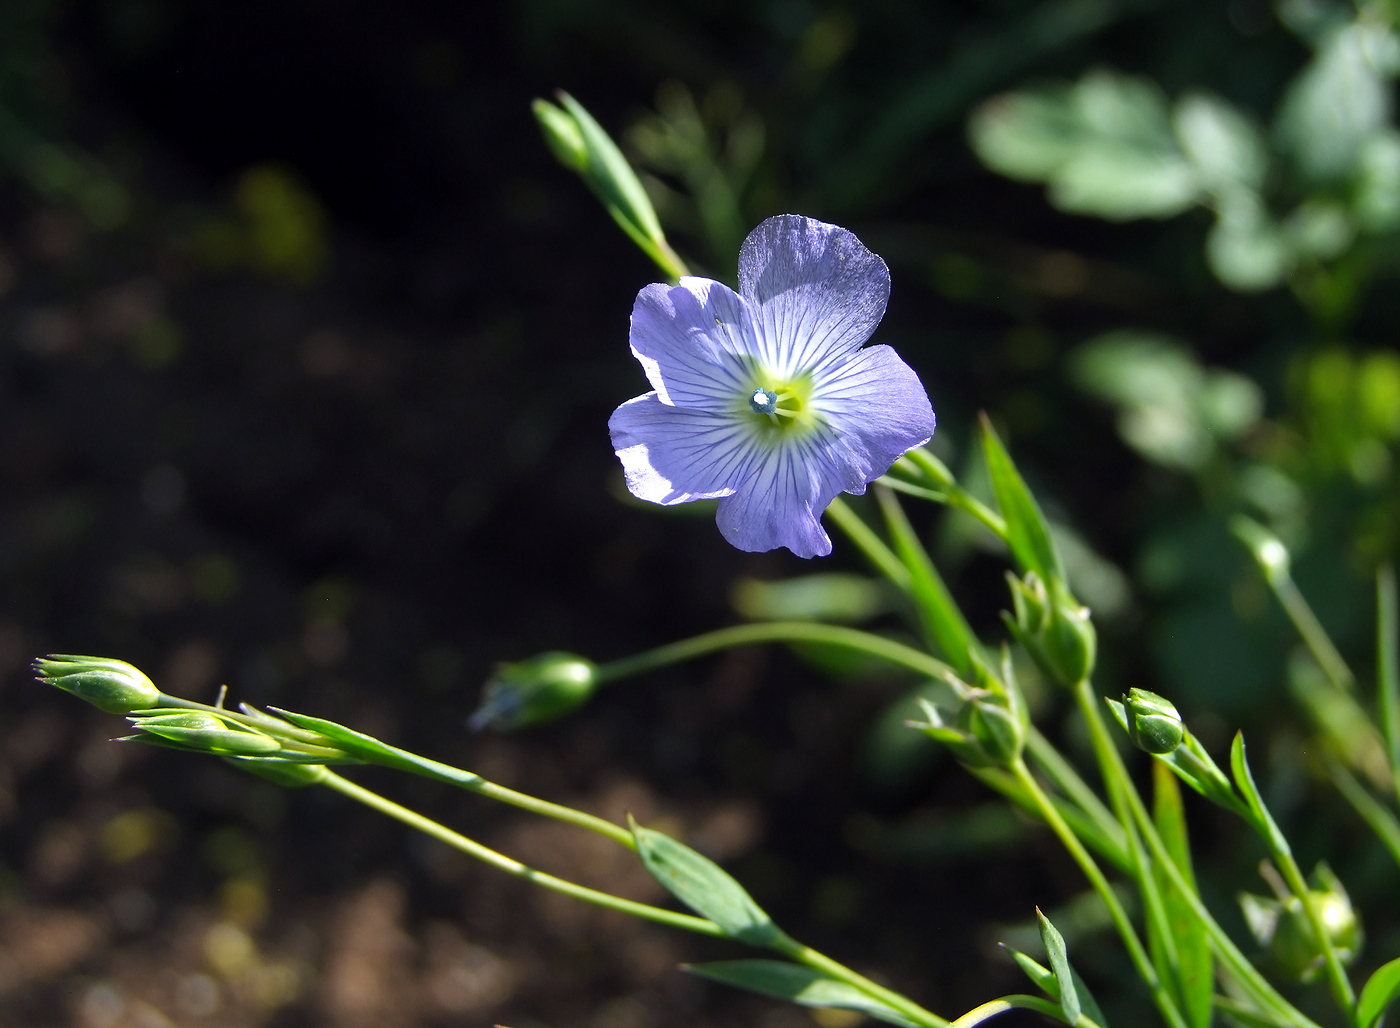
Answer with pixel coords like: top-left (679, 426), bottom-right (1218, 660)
top-left (1173, 92), bottom-right (1267, 194)
top-left (685, 961), bottom-right (918, 1028)
top-left (1358, 956), bottom-right (1400, 1028)
top-left (630, 818), bottom-right (781, 946)
top-left (970, 70), bottom-right (1200, 221)
top-left (1004, 943), bottom-right (1107, 1028)
top-left (272, 708), bottom-right (402, 762)
top-left (1230, 733), bottom-right (1290, 852)
top-left (1276, 24), bottom-right (1393, 184)
top-left (875, 485), bottom-right (983, 675)
top-left (1038, 908), bottom-right (1080, 1026)
top-left (556, 92), bottom-right (664, 243)
top-left (979, 414), bottom-right (1063, 584)
top-left (1153, 764), bottom-right (1213, 1028)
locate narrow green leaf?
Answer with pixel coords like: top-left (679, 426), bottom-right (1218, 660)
top-left (979, 415), bottom-right (1063, 583)
top-left (1003, 944), bottom-right (1107, 1028)
top-left (1037, 908), bottom-right (1081, 1026)
top-left (630, 817), bottom-right (781, 946)
top-left (685, 960), bottom-right (918, 1028)
top-left (1153, 763), bottom-right (1214, 1028)
top-left (1230, 733), bottom-right (1290, 852)
top-left (875, 485), bottom-right (983, 676)
top-left (272, 708), bottom-right (401, 762)
top-left (1358, 956), bottom-right (1400, 1028)
top-left (1379, 565), bottom-right (1400, 803)
top-left (1324, 757), bottom-right (1400, 873)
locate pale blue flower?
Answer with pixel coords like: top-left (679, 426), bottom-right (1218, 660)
top-left (609, 214), bottom-right (935, 557)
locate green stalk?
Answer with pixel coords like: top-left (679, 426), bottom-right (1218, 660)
top-left (1025, 727), bottom-right (1127, 861)
top-left (1009, 757), bottom-right (1190, 1028)
top-left (1272, 575), bottom-right (1354, 692)
top-left (595, 621), bottom-right (954, 685)
top-left (825, 496), bottom-right (914, 591)
top-left (968, 766), bottom-right (1130, 872)
top-left (1265, 832), bottom-right (1356, 1015)
top-left (1323, 756), bottom-right (1400, 869)
top-left (318, 769), bottom-right (726, 938)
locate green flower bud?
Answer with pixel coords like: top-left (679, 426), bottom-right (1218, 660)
top-left (134, 712), bottom-right (282, 756)
top-left (35, 654), bottom-right (160, 714)
top-left (958, 693), bottom-right (1026, 768)
top-left (1003, 574), bottom-right (1097, 687)
top-left (1240, 864), bottom-right (1361, 983)
top-left (470, 652), bottom-right (598, 731)
top-left (1123, 688), bottom-right (1185, 755)
top-left (532, 98), bottom-right (588, 172)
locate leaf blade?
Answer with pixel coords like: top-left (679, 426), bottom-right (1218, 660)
top-left (1359, 956), bottom-right (1400, 1028)
top-left (686, 960), bottom-right (919, 1028)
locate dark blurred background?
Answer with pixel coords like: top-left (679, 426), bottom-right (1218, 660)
top-left (3, 1), bottom-right (1398, 1026)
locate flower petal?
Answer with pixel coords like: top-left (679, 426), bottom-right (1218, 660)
top-left (715, 431), bottom-right (865, 558)
top-left (737, 215), bottom-right (890, 379)
top-left (609, 392), bottom-right (760, 504)
top-left (629, 277), bottom-right (758, 411)
top-left (812, 344), bottom-right (936, 479)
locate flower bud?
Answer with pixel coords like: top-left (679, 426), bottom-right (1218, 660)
top-left (1003, 574), bottom-right (1097, 687)
top-left (958, 693), bottom-right (1026, 768)
top-left (1123, 688), bottom-right (1185, 755)
top-left (1240, 863), bottom-right (1361, 982)
top-left (134, 712), bottom-right (282, 756)
top-left (35, 654), bottom-right (160, 714)
top-left (532, 98), bottom-right (588, 172)
top-left (470, 652), bottom-right (598, 731)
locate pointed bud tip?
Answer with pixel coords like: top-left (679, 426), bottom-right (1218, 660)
top-left (35, 654), bottom-right (160, 714)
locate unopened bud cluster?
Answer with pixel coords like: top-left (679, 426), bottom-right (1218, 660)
top-left (1004, 572), bottom-right (1096, 688)
top-left (909, 653), bottom-right (1027, 769)
top-left (1240, 863), bottom-right (1361, 983)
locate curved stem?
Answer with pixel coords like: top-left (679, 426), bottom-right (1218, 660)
top-left (595, 621), bottom-right (955, 685)
top-left (949, 995), bottom-right (1100, 1028)
top-left (1268, 838), bottom-right (1356, 1015)
top-left (318, 769), bottom-right (726, 938)
top-left (1009, 757), bottom-right (1189, 1028)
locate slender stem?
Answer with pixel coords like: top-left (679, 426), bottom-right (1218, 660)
top-left (1324, 756), bottom-right (1400, 870)
top-left (968, 766), bottom-right (1131, 873)
top-left (318, 769), bottom-right (727, 938)
top-left (1377, 565), bottom-right (1400, 803)
top-left (1075, 693), bottom-right (1322, 1028)
top-left (356, 747), bottom-right (637, 850)
top-left (887, 448), bottom-right (1009, 540)
top-left (825, 496), bottom-right (913, 591)
top-left (1009, 758), bottom-right (1190, 1028)
top-left (948, 995), bottom-right (1101, 1028)
top-left (1025, 727), bottom-right (1126, 860)
top-left (154, 692), bottom-right (637, 850)
top-left (1273, 576), bottom-right (1354, 692)
top-left (1267, 835), bottom-right (1356, 1015)
top-left (771, 936), bottom-right (948, 1028)
top-left (595, 621), bottom-right (955, 685)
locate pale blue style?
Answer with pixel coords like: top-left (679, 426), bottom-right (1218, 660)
top-left (609, 214), bottom-right (936, 558)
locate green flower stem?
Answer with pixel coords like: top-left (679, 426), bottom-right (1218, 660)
top-left (151, 692), bottom-right (636, 850)
top-left (1025, 727), bottom-right (1126, 860)
top-left (595, 621), bottom-right (955, 686)
top-left (317, 768), bottom-right (726, 938)
top-left (1271, 574), bottom-right (1354, 692)
top-left (1072, 685), bottom-right (1321, 1028)
top-left (770, 935), bottom-right (948, 1028)
top-left (968, 766), bottom-right (1130, 873)
top-left (1263, 827), bottom-right (1356, 1016)
top-left (1009, 756), bottom-right (1191, 1028)
top-left (948, 995), bottom-right (1102, 1028)
top-left (883, 448), bottom-right (1008, 541)
top-left (1325, 754), bottom-right (1400, 871)
top-left (825, 496), bottom-right (914, 591)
